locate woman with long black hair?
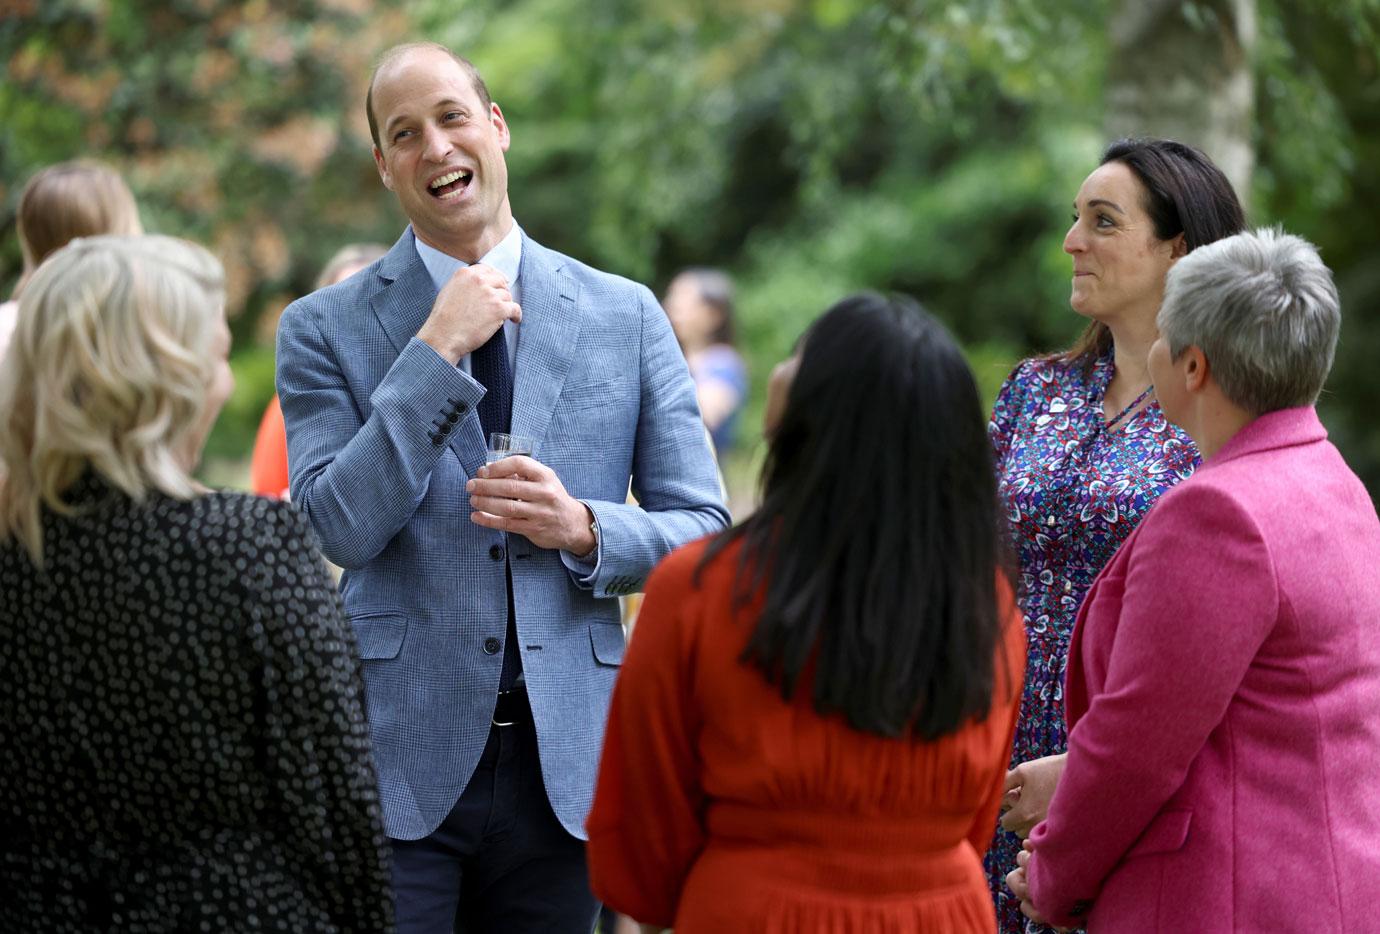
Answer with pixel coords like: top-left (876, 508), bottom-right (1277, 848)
top-left (587, 292), bottom-right (1025, 932)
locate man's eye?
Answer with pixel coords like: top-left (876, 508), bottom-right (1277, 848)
top-left (443, 111), bottom-right (464, 122)
top-left (394, 129), bottom-right (413, 141)
top-left (1096, 214), bottom-right (1115, 228)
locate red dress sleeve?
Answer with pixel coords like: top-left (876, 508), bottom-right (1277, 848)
top-left (586, 545), bottom-right (708, 927)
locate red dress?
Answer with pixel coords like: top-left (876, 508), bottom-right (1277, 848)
top-left (587, 537), bottom-right (1026, 932)
top-left (249, 394), bottom-right (290, 499)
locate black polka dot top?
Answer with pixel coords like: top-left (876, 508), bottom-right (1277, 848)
top-left (0, 473), bottom-right (395, 932)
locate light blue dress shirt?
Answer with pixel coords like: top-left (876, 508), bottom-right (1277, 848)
top-left (414, 221), bottom-right (523, 374)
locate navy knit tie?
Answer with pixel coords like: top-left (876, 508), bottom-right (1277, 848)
top-left (470, 324), bottom-right (523, 693)
top-left (471, 325), bottom-right (512, 438)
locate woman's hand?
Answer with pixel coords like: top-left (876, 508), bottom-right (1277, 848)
top-left (1007, 841), bottom-right (1073, 931)
top-left (999, 752), bottom-right (1068, 838)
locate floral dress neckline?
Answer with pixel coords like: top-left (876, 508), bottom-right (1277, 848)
top-left (1088, 350), bottom-right (1158, 435)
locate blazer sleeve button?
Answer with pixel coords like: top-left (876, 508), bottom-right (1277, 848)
top-left (483, 637), bottom-right (501, 655)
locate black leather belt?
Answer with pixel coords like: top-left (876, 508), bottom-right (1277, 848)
top-left (491, 684), bottom-right (529, 727)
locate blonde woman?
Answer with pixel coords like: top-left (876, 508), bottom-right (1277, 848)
top-left (0, 160), bottom-right (143, 361)
top-left (0, 235), bottom-right (394, 931)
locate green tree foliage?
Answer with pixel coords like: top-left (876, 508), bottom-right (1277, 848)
top-left (1, 0), bottom-right (410, 461)
top-left (2, 0), bottom-right (1377, 493)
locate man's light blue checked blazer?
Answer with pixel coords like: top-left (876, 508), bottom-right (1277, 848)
top-left (276, 228), bottom-right (729, 841)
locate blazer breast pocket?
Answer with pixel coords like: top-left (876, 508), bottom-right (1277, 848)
top-left (348, 610), bottom-right (408, 660)
top-left (551, 378), bottom-right (639, 454)
top-left (559, 377), bottom-right (634, 412)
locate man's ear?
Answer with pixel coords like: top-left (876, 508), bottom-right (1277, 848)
top-left (1182, 345), bottom-right (1210, 393)
top-left (490, 102), bottom-right (511, 153)
top-left (373, 146), bottom-right (394, 191)
top-left (1167, 232), bottom-right (1189, 263)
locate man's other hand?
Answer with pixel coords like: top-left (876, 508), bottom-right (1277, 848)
top-left (467, 456), bottom-right (597, 555)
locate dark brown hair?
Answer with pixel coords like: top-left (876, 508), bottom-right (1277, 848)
top-left (699, 293), bottom-right (1010, 740)
top-left (1064, 138), bottom-right (1246, 367)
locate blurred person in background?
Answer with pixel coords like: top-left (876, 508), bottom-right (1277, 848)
top-left (662, 268), bottom-right (748, 458)
top-left (0, 160), bottom-right (143, 363)
top-left (250, 242), bottom-right (388, 499)
top-left (984, 138), bottom-right (1244, 933)
top-left (588, 292), bottom-right (1025, 932)
top-left (0, 235), bottom-right (394, 931)
top-left (1008, 229), bottom-right (1380, 931)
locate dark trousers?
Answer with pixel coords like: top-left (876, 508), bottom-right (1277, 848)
top-left (390, 694), bottom-right (598, 934)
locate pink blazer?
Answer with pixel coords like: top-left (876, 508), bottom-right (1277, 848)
top-left (1026, 407), bottom-right (1380, 932)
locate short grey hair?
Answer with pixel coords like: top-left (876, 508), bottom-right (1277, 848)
top-left (1158, 227), bottom-right (1340, 415)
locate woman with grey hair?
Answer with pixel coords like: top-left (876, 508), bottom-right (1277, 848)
top-left (1006, 228), bottom-right (1380, 931)
top-left (0, 235), bottom-right (395, 931)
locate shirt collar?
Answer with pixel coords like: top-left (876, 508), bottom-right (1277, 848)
top-left (413, 222), bottom-right (523, 292)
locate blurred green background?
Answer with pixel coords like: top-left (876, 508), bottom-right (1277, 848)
top-left (3, 0), bottom-right (1377, 503)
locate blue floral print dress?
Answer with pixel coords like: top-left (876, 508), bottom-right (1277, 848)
top-left (982, 349), bottom-right (1199, 934)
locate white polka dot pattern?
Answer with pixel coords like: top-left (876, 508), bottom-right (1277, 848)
top-left (0, 474), bottom-right (395, 931)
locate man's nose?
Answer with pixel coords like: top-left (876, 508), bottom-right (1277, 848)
top-left (421, 124), bottom-right (453, 162)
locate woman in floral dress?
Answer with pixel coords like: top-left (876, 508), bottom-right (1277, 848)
top-left (983, 138), bottom-right (1244, 933)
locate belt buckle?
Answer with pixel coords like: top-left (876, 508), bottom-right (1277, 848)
top-left (492, 687), bottom-right (522, 727)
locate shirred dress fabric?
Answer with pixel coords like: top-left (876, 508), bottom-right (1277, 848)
top-left (982, 350), bottom-right (1198, 933)
top-left (588, 537), bottom-right (1026, 932)
top-left (0, 477), bottom-right (394, 932)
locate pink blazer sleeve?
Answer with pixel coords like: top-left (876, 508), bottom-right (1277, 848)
top-left (1027, 481), bottom-right (1279, 926)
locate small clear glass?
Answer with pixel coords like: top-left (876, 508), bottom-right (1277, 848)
top-left (486, 432), bottom-right (536, 464)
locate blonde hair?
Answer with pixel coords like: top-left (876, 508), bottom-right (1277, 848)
top-left (13, 161), bottom-right (143, 299)
top-left (316, 242), bottom-right (388, 290)
top-left (0, 235), bottom-right (225, 566)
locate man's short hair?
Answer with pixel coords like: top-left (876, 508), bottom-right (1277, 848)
top-left (366, 42), bottom-right (493, 152)
top-left (1158, 227), bottom-right (1341, 415)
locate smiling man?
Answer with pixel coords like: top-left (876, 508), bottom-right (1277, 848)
top-left (275, 42), bottom-right (729, 932)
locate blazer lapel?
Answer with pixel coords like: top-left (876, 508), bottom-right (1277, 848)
top-left (370, 227), bottom-right (487, 475)
top-left (370, 228), bottom-right (438, 356)
top-left (512, 236), bottom-right (581, 452)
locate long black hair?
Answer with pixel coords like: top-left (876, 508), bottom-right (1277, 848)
top-left (1067, 137), bottom-right (1246, 365)
top-left (700, 292), bottom-right (1008, 740)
